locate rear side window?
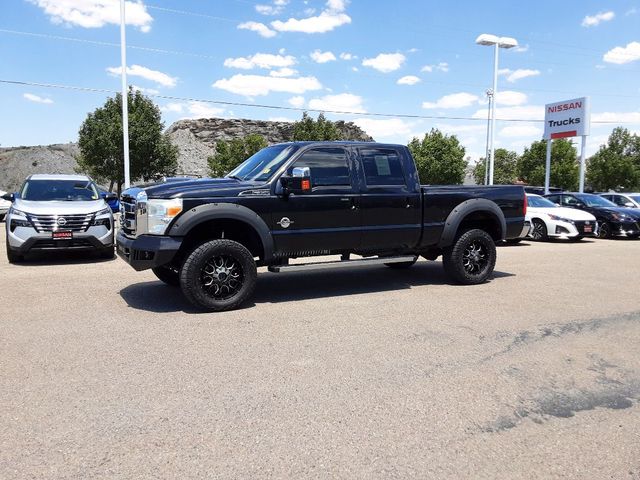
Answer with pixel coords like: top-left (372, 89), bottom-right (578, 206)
top-left (292, 148), bottom-right (351, 187)
top-left (360, 148), bottom-right (406, 186)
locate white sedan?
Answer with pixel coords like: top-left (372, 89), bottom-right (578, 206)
top-left (0, 190), bottom-right (12, 222)
top-left (526, 194), bottom-right (598, 241)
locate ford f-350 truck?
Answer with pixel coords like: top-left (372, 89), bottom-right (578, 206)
top-left (117, 142), bottom-right (527, 311)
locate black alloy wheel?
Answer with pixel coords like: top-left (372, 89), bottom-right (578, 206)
top-left (443, 229), bottom-right (497, 285)
top-left (530, 219), bottom-right (548, 241)
top-left (598, 222), bottom-right (611, 239)
top-left (180, 239), bottom-right (257, 311)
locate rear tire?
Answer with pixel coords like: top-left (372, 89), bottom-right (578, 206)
top-left (179, 239), bottom-right (257, 311)
top-left (443, 229), bottom-right (496, 285)
top-left (152, 265), bottom-right (180, 286)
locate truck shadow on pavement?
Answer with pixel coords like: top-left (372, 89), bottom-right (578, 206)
top-left (119, 261), bottom-right (515, 314)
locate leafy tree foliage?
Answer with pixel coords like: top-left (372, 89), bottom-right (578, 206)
top-left (292, 112), bottom-right (340, 141)
top-left (517, 138), bottom-right (579, 190)
top-left (587, 127), bottom-right (640, 191)
top-left (407, 129), bottom-right (467, 184)
top-left (76, 89), bottom-right (178, 194)
top-left (207, 134), bottom-right (268, 177)
top-left (473, 148), bottom-right (518, 185)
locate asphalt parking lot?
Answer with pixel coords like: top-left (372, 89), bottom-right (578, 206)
top-left (1, 237), bottom-right (639, 479)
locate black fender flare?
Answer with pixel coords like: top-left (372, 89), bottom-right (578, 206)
top-left (438, 198), bottom-right (507, 248)
top-left (168, 202), bottom-right (274, 262)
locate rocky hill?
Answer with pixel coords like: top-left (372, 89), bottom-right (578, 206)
top-left (0, 118), bottom-right (373, 191)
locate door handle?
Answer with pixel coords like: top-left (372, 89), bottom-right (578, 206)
top-left (405, 197), bottom-right (412, 208)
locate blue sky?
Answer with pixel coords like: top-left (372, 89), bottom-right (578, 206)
top-left (1, 0), bottom-right (639, 161)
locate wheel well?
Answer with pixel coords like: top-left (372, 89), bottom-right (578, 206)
top-left (179, 219), bottom-right (264, 261)
top-left (457, 211), bottom-right (502, 241)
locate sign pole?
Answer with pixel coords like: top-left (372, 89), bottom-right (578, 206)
top-left (120, 0), bottom-right (131, 190)
top-left (544, 139), bottom-right (552, 195)
top-left (579, 135), bottom-right (587, 193)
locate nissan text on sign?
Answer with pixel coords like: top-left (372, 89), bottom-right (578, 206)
top-left (543, 97), bottom-right (590, 140)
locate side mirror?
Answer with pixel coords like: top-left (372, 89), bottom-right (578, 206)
top-left (624, 202), bottom-right (635, 208)
top-left (574, 203), bottom-right (585, 208)
top-left (104, 192), bottom-right (118, 202)
top-left (1, 192), bottom-right (15, 202)
top-left (280, 167), bottom-right (312, 195)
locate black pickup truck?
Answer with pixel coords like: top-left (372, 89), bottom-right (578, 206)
top-left (117, 142), bottom-right (527, 311)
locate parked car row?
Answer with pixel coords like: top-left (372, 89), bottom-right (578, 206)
top-left (522, 191), bottom-right (640, 241)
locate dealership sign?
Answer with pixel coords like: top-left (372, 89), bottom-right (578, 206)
top-left (543, 97), bottom-right (590, 139)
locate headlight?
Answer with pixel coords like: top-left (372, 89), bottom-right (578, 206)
top-left (611, 213), bottom-right (631, 222)
top-left (548, 214), bottom-right (574, 223)
top-left (95, 207), bottom-right (111, 216)
top-left (146, 198), bottom-right (183, 235)
top-left (9, 207), bottom-right (28, 218)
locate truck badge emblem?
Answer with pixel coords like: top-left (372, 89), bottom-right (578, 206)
top-left (277, 217), bottom-right (293, 229)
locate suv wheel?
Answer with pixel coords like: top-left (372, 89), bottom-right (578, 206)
top-left (443, 229), bottom-right (496, 285)
top-left (179, 239), bottom-right (257, 311)
top-left (152, 265), bottom-right (180, 286)
top-left (6, 238), bottom-right (23, 264)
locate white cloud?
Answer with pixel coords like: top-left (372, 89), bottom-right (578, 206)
top-left (269, 67), bottom-right (298, 77)
top-left (498, 68), bottom-right (541, 83)
top-left (591, 111), bottom-right (640, 123)
top-left (212, 74), bottom-right (322, 96)
top-left (238, 21), bottom-right (277, 38)
top-left (603, 41), bottom-right (640, 64)
top-left (161, 101), bottom-right (225, 119)
top-left (288, 96), bottom-right (305, 108)
top-left (131, 85), bottom-right (160, 95)
top-left (471, 105), bottom-right (544, 121)
top-left (499, 124), bottom-right (542, 138)
top-left (106, 64), bottom-right (177, 88)
top-left (308, 93), bottom-right (365, 113)
top-left (353, 118), bottom-right (416, 140)
top-left (582, 11), bottom-right (615, 27)
top-left (270, 0), bottom-right (351, 34)
top-left (436, 123), bottom-right (487, 134)
top-left (513, 44), bottom-right (529, 53)
top-left (256, 0), bottom-right (289, 15)
top-left (29, 0), bottom-right (153, 32)
top-left (224, 53), bottom-right (296, 70)
top-left (495, 90), bottom-right (528, 106)
top-left (422, 92), bottom-right (479, 109)
top-left (268, 116), bottom-right (296, 122)
top-left (421, 62), bottom-right (449, 73)
top-left (310, 50), bottom-right (336, 63)
top-left (339, 52), bottom-right (355, 60)
top-left (362, 53), bottom-right (406, 73)
top-left (23, 93), bottom-right (53, 104)
top-left (397, 75), bottom-right (421, 85)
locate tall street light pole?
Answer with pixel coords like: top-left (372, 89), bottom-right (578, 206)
top-left (120, 0), bottom-right (131, 190)
top-left (475, 34), bottom-right (518, 186)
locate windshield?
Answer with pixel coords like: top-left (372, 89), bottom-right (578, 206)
top-left (227, 145), bottom-right (298, 182)
top-left (576, 194), bottom-right (616, 207)
top-left (20, 179), bottom-right (99, 201)
top-left (527, 195), bottom-right (557, 208)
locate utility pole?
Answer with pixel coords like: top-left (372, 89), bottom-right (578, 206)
top-left (120, 0), bottom-right (131, 189)
top-left (484, 89), bottom-right (493, 185)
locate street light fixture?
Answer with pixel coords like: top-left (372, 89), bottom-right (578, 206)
top-left (475, 33), bottom-right (518, 186)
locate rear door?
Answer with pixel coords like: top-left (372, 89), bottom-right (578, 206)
top-left (356, 146), bottom-right (421, 251)
top-left (271, 147), bottom-right (361, 256)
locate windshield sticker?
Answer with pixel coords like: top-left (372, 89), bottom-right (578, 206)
top-left (374, 155), bottom-right (391, 176)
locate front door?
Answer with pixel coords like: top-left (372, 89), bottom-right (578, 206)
top-left (271, 147), bottom-right (361, 256)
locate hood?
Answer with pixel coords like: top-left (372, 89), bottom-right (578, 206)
top-left (14, 198), bottom-right (109, 215)
top-left (528, 206), bottom-right (595, 221)
top-left (140, 177), bottom-right (266, 199)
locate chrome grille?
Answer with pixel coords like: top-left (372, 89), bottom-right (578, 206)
top-left (120, 194), bottom-right (137, 237)
top-left (28, 213), bottom-right (94, 233)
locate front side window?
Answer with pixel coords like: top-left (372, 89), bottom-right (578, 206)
top-left (562, 195), bottom-right (580, 206)
top-left (576, 194), bottom-right (616, 207)
top-left (360, 148), bottom-right (406, 186)
top-left (290, 148), bottom-right (351, 188)
top-left (20, 179), bottom-right (99, 201)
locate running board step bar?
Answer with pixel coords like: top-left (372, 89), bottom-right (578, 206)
top-left (268, 255), bottom-right (417, 273)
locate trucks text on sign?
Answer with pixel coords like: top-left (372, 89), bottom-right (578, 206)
top-left (543, 97), bottom-right (590, 139)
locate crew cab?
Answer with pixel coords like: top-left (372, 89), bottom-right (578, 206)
top-left (117, 142), bottom-right (526, 311)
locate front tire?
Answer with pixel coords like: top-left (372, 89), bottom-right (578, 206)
top-left (442, 229), bottom-right (496, 285)
top-left (598, 222), bottom-right (611, 239)
top-left (179, 239), bottom-right (257, 311)
top-left (6, 237), bottom-right (23, 263)
top-left (529, 219), bottom-right (548, 241)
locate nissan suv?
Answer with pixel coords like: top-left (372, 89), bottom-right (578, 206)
top-left (4, 174), bottom-right (115, 263)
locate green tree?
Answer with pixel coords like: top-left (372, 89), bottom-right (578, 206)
top-left (76, 89), bottom-right (178, 195)
top-left (407, 129), bottom-right (467, 184)
top-left (207, 134), bottom-right (268, 177)
top-left (517, 138), bottom-right (579, 190)
top-left (473, 148), bottom-right (518, 185)
top-left (586, 127), bottom-right (640, 191)
top-left (292, 112), bottom-right (340, 141)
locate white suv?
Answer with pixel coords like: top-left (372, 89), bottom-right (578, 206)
top-left (4, 174), bottom-right (115, 263)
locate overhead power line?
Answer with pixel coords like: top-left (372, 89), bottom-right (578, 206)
top-left (2, 78), bottom-right (638, 125)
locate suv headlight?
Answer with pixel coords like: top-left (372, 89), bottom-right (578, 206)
top-left (9, 207), bottom-right (28, 218)
top-left (147, 198), bottom-right (183, 235)
top-left (95, 207), bottom-right (111, 216)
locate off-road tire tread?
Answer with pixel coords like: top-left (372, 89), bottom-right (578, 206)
top-left (442, 229), bottom-right (496, 285)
